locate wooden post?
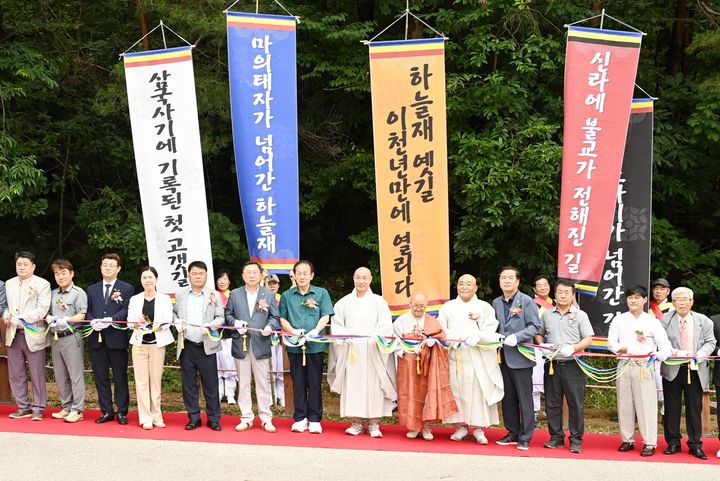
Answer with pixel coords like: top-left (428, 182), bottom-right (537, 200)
top-left (282, 344), bottom-right (294, 415)
top-left (702, 390), bottom-right (711, 437)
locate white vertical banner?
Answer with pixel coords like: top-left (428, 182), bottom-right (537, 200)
top-left (124, 46), bottom-right (214, 292)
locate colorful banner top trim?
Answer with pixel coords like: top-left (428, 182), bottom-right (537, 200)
top-left (631, 98), bottom-right (654, 113)
top-left (567, 26), bottom-right (642, 48)
top-left (227, 11), bottom-right (296, 30)
top-left (123, 46), bottom-right (192, 68)
top-left (369, 38), bottom-right (445, 59)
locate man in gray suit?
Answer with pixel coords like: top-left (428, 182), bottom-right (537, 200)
top-left (3, 251), bottom-right (52, 420)
top-left (492, 266), bottom-right (541, 451)
top-left (224, 261), bottom-right (280, 433)
top-left (174, 260), bottom-right (225, 431)
top-left (660, 286), bottom-right (716, 460)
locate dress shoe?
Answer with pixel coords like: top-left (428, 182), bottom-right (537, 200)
top-left (689, 447), bottom-right (707, 460)
top-left (185, 420), bottom-right (202, 430)
top-left (663, 445), bottom-right (681, 455)
top-left (95, 413), bottom-right (115, 424)
top-left (117, 414), bottom-right (128, 425)
top-left (640, 445), bottom-right (655, 457)
top-left (617, 442), bottom-right (635, 452)
top-left (207, 421), bottom-right (222, 431)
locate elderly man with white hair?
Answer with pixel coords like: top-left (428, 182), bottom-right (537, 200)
top-left (659, 286), bottom-right (716, 460)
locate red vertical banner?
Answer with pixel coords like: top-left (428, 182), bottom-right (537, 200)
top-left (557, 26), bottom-right (642, 296)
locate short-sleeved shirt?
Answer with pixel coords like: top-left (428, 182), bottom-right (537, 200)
top-left (279, 285), bottom-right (334, 354)
top-left (50, 284), bottom-right (88, 332)
top-left (539, 305), bottom-right (594, 360)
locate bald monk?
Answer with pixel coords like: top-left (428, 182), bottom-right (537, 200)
top-left (393, 292), bottom-right (458, 440)
top-left (438, 274), bottom-right (504, 444)
top-left (328, 267), bottom-right (396, 438)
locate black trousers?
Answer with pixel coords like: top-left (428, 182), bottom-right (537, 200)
top-left (544, 361), bottom-right (586, 445)
top-left (716, 384), bottom-right (720, 438)
top-left (288, 351), bottom-right (324, 422)
top-left (90, 346), bottom-right (129, 415)
top-left (662, 364), bottom-right (703, 449)
top-left (500, 359), bottom-right (535, 442)
top-left (181, 341), bottom-right (221, 423)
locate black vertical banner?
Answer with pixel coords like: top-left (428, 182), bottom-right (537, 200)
top-left (579, 99), bottom-right (654, 336)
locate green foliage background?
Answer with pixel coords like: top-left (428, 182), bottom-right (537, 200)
top-left (1, 0), bottom-right (719, 313)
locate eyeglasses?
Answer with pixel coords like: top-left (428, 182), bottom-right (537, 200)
top-left (674, 297), bottom-right (692, 302)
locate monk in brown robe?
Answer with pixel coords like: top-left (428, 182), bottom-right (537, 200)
top-left (393, 292), bottom-right (458, 440)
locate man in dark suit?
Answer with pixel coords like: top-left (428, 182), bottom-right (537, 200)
top-left (492, 266), bottom-right (541, 451)
top-left (85, 253), bottom-right (134, 425)
top-left (224, 261), bottom-right (280, 433)
top-left (659, 287), bottom-right (716, 460)
top-left (712, 313), bottom-right (720, 459)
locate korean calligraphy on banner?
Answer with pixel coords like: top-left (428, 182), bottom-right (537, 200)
top-left (226, 12), bottom-right (300, 273)
top-left (369, 38), bottom-right (450, 316)
top-left (580, 99), bottom-right (654, 335)
top-left (557, 26), bottom-right (642, 296)
top-left (124, 46), bottom-right (215, 293)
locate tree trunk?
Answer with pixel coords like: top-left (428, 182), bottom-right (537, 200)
top-left (667, 0), bottom-right (691, 75)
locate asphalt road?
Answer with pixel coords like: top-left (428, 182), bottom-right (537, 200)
top-left (1, 432), bottom-right (718, 481)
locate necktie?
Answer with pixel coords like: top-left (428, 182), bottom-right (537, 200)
top-left (679, 318), bottom-right (689, 352)
top-left (104, 283), bottom-right (111, 303)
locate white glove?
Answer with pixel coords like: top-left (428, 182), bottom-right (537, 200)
top-left (559, 345), bottom-right (576, 357)
top-left (655, 351), bottom-right (668, 362)
top-left (10, 316), bottom-right (21, 327)
top-left (538, 343), bottom-right (554, 350)
top-left (91, 319), bottom-right (104, 331)
top-left (503, 334), bottom-right (518, 347)
top-left (234, 319), bottom-right (248, 335)
top-left (290, 328), bottom-right (305, 337)
top-left (261, 325), bottom-right (272, 336)
top-left (424, 338), bottom-right (436, 347)
top-left (395, 347), bottom-right (405, 358)
top-left (306, 328), bottom-right (319, 338)
top-left (46, 315), bottom-right (57, 325)
top-left (464, 334), bottom-right (480, 347)
top-left (55, 317), bottom-right (69, 330)
top-left (674, 349), bottom-right (691, 358)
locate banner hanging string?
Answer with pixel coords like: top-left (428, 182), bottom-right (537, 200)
top-left (120, 20), bottom-right (194, 57)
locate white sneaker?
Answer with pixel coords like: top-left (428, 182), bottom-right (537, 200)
top-left (450, 426), bottom-right (468, 441)
top-left (64, 411), bottom-right (84, 423)
top-left (51, 409), bottom-right (70, 419)
top-left (406, 431), bottom-right (419, 439)
top-left (422, 427), bottom-right (434, 441)
top-left (290, 418), bottom-right (308, 433)
top-left (308, 421), bottom-right (323, 434)
top-left (473, 428), bottom-right (488, 445)
top-left (368, 423), bottom-right (383, 438)
top-left (345, 422), bottom-right (365, 436)
top-left (227, 396), bottom-right (236, 405)
top-left (716, 449), bottom-right (720, 458)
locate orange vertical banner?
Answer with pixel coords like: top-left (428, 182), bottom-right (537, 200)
top-left (369, 38), bottom-right (450, 316)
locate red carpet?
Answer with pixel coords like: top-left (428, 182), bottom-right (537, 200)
top-left (1, 404), bottom-right (718, 464)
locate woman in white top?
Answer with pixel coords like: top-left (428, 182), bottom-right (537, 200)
top-left (127, 266), bottom-right (174, 429)
top-left (215, 269), bottom-right (238, 404)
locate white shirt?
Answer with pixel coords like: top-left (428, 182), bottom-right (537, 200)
top-left (246, 287), bottom-right (259, 318)
top-left (608, 310), bottom-right (672, 359)
top-left (184, 290), bottom-right (205, 343)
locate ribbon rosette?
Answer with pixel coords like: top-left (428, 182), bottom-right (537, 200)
top-left (256, 298), bottom-right (269, 312)
top-left (509, 304), bottom-right (523, 317)
top-left (55, 297), bottom-right (68, 311)
top-left (302, 298), bottom-right (318, 309)
top-left (468, 312), bottom-right (480, 321)
top-left (209, 293), bottom-right (217, 305)
top-left (634, 330), bottom-right (646, 343)
top-left (111, 290), bottom-right (123, 304)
